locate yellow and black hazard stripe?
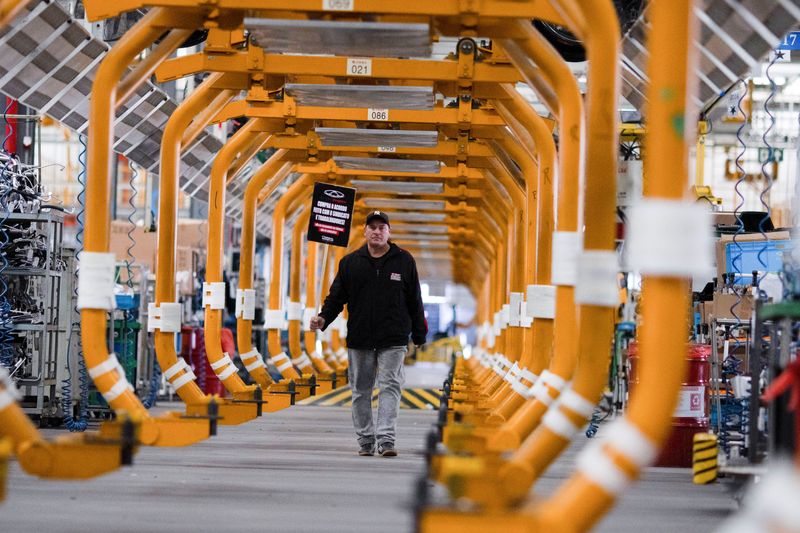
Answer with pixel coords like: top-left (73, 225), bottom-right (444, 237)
top-left (299, 386), bottom-right (442, 409)
top-left (692, 433), bottom-right (718, 485)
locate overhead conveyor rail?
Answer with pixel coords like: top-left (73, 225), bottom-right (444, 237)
top-left (0, 1), bottom-right (798, 531)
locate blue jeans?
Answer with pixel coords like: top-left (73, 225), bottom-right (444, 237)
top-left (348, 346), bottom-right (407, 447)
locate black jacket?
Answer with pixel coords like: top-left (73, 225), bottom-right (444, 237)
top-left (319, 242), bottom-right (427, 349)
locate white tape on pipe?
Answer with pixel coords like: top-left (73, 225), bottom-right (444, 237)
top-left (202, 282), bottom-right (226, 309)
top-left (265, 309), bottom-right (287, 329)
top-left (543, 407), bottom-right (583, 440)
top-left (606, 418), bottom-right (659, 467)
top-left (270, 352), bottom-right (293, 372)
top-left (171, 371), bottom-right (196, 390)
top-left (551, 231), bottom-right (582, 286)
top-left (240, 349), bottom-right (260, 362)
top-left (102, 379), bottom-right (129, 403)
top-left (217, 362), bottom-right (238, 380)
top-left (510, 379), bottom-right (531, 396)
top-left (210, 353), bottom-right (233, 371)
top-left (520, 368), bottom-right (538, 384)
top-left (576, 441), bottom-right (630, 496)
top-left (287, 301), bottom-right (304, 321)
top-left (235, 289), bottom-right (256, 320)
top-left (508, 294), bottom-right (522, 327)
top-left (77, 252), bottom-right (117, 310)
top-left (148, 302), bottom-right (182, 332)
top-left (540, 369), bottom-right (568, 392)
top-left (245, 358), bottom-right (266, 372)
top-left (527, 285), bottom-right (556, 319)
top-left (560, 388), bottom-right (597, 418)
top-left (292, 353), bottom-right (314, 369)
top-left (88, 352), bottom-right (122, 379)
top-left (0, 389), bottom-right (16, 410)
top-left (575, 250), bottom-right (620, 307)
top-left (627, 199), bottom-right (714, 278)
top-left (526, 380), bottom-right (555, 406)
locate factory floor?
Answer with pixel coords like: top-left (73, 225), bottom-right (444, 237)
top-left (2, 382), bottom-right (736, 532)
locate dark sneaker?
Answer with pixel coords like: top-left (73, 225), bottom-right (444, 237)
top-left (378, 442), bottom-right (397, 457)
top-left (358, 443), bottom-right (375, 456)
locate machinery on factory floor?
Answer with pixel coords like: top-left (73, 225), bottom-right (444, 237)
top-left (0, 1), bottom-right (798, 531)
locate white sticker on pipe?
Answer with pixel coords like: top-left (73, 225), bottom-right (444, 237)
top-left (509, 293), bottom-right (524, 326)
top-left (77, 252), bottom-right (116, 311)
top-left (627, 199), bottom-right (714, 278)
top-left (235, 289), bottom-right (256, 320)
top-left (551, 231), bottom-right (582, 286)
top-left (287, 301), bottom-right (304, 321)
top-left (265, 309), bottom-right (287, 329)
top-left (575, 250), bottom-right (620, 307)
top-left (527, 285), bottom-right (556, 319)
top-left (202, 282), bottom-right (226, 310)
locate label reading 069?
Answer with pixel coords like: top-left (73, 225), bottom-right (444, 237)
top-left (346, 58), bottom-right (372, 77)
top-left (322, 0), bottom-right (354, 11)
top-left (368, 108), bottom-right (389, 121)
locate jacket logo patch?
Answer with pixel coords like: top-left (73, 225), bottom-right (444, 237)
top-left (390, 272), bottom-right (402, 282)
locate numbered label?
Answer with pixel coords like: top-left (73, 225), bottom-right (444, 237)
top-left (378, 146), bottom-right (396, 153)
top-left (323, 0), bottom-right (354, 10)
top-left (368, 108), bottom-right (389, 121)
top-left (346, 58), bottom-right (372, 77)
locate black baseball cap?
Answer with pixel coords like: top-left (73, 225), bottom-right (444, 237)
top-left (365, 210), bottom-right (390, 226)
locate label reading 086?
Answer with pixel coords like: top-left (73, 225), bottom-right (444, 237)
top-left (323, 0), bottom-right (354, 11)
top-left (368, 108), bottom-right (389, 121)
top-left (346, 58), bottom-right (372, 77)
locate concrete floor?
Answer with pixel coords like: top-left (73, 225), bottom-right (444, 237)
top-left (1, 402), bottom-right (735, 532)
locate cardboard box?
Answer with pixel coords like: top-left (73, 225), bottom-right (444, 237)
top-left (710, 292), bottom-right (754, 321)
top-left (178, 219), bottom-right (209, 249)
top-left (109, 221), bottom-right (157, 271)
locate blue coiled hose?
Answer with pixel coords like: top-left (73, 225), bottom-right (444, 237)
top-left (61, 135), bottom-right (89, 431)
top-left (757, 55), bottom-right (778, 285)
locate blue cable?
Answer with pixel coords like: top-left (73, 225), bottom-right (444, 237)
top-left (757, 55), bottom-right (778, 285)
top-left (61, 135), bottom-right (88, 431)
top-left (718, 83), bottom-right (749, 458)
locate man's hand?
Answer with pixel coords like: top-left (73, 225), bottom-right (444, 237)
top-left (309, 315), bottom-right (326, 331)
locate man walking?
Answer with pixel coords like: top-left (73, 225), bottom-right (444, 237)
top-left (310, 211), bottom-right (427, 457)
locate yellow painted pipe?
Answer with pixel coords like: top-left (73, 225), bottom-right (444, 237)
top-left (0, 0), bottom-right (26, 28)
top-left (480, 32), bottom-right (583, 450)
top-left (287, 203), bottom-right (314, 376)
top-left (236, 153), bottom-right (291, 388)
top-left (502, 15), bottom-right (613, 486)
top-left (155, 73), bottom-right (230, 405)
top-left (117, 28), bottom-right (192, 107)
top-left (203, 119), bottom-right (266, 394)
top-left (83, 8), bottom-right (170, 416)
top-left (539, 1), bottom-right (698, 528)
top-left (182, 89), bottom-right (238, 148)
top-left (266, 174), bottom-right (311, 380)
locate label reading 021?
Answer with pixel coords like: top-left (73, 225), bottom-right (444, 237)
top-left (368, 108), bottom-right (389, 121)
top-left (346, 58), bottom-right (372, 77)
